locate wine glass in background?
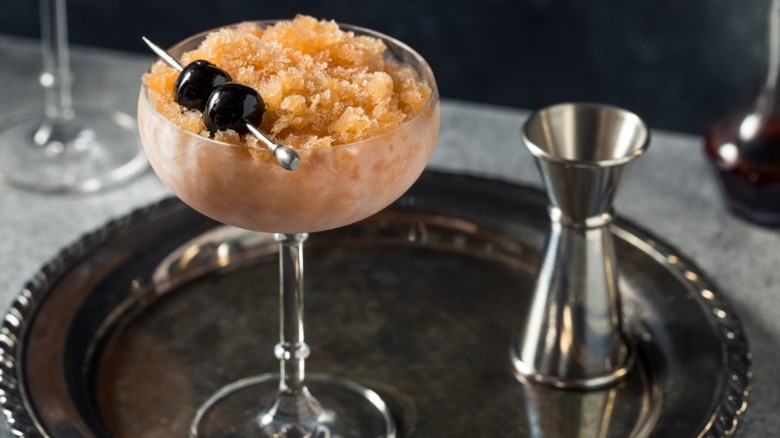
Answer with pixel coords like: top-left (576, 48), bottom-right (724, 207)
top-left (0, 0), bottom-right (147, 193)
top-left (138, 20), bottom-right (440, 437)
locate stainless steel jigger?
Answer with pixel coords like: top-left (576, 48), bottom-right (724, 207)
top-left (510, 102), bottom-right (649, 390)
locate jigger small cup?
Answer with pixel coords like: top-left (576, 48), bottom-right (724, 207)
top-left (511, 102), bottom-right (649, 390)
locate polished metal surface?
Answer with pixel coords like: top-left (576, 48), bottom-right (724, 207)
top-left (510, 222), bottom-right (636, 389)
top-left (521, 102), bottom-right (649, 223)
top-left (0, 172), bottom-right (749, 437)
top-left (511, 103), bottom-right (650, 389)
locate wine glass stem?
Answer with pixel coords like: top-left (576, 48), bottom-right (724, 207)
top-left (275, 233), bottom-right (311, 395)
top-left (39, 0), bottom-right (74, 122)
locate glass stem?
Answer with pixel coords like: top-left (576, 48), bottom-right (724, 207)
top-left (39, 0), bottom-right (74, 123)
top-left (275, 233), bottom-right (311, 395)
top-left (263, 233), bottom-right (325, 432)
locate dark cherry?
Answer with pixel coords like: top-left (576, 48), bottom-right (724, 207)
top-left (204, 83), bottom-right (265, 135)
top-left (174, 60), bottom-right (232, 110)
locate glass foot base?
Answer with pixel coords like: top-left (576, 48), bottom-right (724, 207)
top-left (190, 373), bottom-right (396, 438)
top-left (0, 106), bottom-right (147, 193)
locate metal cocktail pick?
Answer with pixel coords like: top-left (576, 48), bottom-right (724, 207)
top-left (142, 37), bottom-right (301, 171)
top-left (511, 102), bottom-right (649, 389)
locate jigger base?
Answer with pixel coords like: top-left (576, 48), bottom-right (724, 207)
top-left (509, 338), bottom-right (638, 390)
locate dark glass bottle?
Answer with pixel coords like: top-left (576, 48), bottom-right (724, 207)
top-left (705, 113), bottom-right (780, 225)
top-left (705, 2), bottom-right (780, 225)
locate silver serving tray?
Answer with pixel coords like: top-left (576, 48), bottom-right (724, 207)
top-left (0, 171), bottom-right (750, 437)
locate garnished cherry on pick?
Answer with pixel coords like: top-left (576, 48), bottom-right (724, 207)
top-left (141, 36), bottom-right (301, 171)
top-left (204, 83), bottom-right (264, 135)
top-left (175, 60), bottom-right (232, 110)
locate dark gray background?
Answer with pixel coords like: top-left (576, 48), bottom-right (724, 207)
top-left (1, 0), bottom-right (772, 134)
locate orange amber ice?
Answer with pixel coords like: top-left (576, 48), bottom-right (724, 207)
top-left (138, 16), bottom-right (440, 233)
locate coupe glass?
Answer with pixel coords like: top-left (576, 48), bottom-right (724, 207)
top-left (138, 21), bottom-right (440, 438)
top-left (0, 0), bottom-right (147, 193)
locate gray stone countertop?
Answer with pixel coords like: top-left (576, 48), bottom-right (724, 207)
top-left (0, 34), bottom-right (777, 437)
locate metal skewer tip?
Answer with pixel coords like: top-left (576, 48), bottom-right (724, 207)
top-left (244, 125), bottom-right (301, 171)
top-left (142, 37), bottom-right (301, 171)
top-left (142, 36), bottom-right (183, 72)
